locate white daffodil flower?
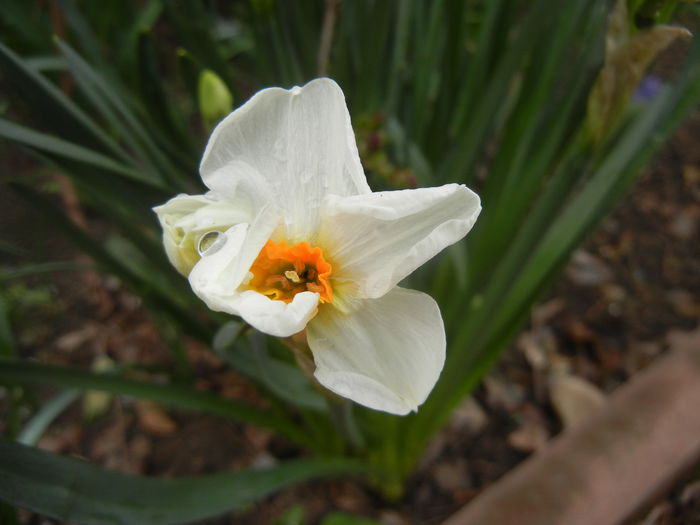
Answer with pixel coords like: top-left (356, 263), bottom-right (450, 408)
top-left (154, 78), bottom-right (481, 415)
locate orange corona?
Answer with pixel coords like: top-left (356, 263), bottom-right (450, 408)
top-left (248, 240), bottom-right (333, 303)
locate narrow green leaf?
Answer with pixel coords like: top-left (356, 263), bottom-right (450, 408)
top-left (0, 118), bottom-right (160, 188)
top-left (0, 42), bottom-right (128, 162)
top-left (9, 183), bottom-right (211, 342)
top-left (136, 31), bottom-right (201, 178)
top-left (215, 330), bottom-right (326, 412)
top-left (322, 512), bottom-right (384, 525)
top-left (401, 20), bottom-right (700, 477)
top-left (0, 501), bottom-right (18, 525)
top-left (24, 56), bottom-right (66, 72)
top-left (0, 360), bottom-right (306, 445)
top-left (272, 505), bottom-right (306, 525)
top-left (0, 262), bottom-right (84, 280)
top-left (164, 1), bottom-right (233, 85)
top-left (0, 294), bottom-right (16, 359)
top-left (0, 440), bottom-right (363, 525)
top-left (119, 0), bottom-right (164, 73)
top-left (17, 389), bottom-right (80, 446)
top-left (55, 0), bottom-right (109, 70)
top-left (54, 38), bottom-right (168, 185)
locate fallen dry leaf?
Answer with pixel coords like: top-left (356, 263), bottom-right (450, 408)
top-left (37, 423), bottom-right (82, 454)
top-left (531, 298), bottom-right (566, 327)
top-left (665, 289), bottom-right (699, 317)
top-left (55, 323), bottom-right (100, 352)
top-left (624, 340), bottom-right (663, 375)
top-left (91, 413), bottom-right (130, 469)
top-left (679, 479), bottom-right (700, 506)
top-left (639, 501), bottom-right (674, 525)
top-left (449, 397), bottom-right (488, 434)
top-left (432, 458), bottom-right (472, 493)
top-left (134, 400), bottom-right (177, 436)
top-left (244, 425), bottom-right (274, 451)
top-left (548, 370), bottom-right (606, 429)
top-left (566, 319), bottom-right (598, 345)
top-left (518, 328), bottom-right (558, 403)
top-left (507, 421), bottom-right (549, 453)
top-left (518, 330), bottom-right (552, 373)
top-left (566, 250), bottom-right (613, 286)
top-left (484, 376), bottom-right (525, 412)
top-left (668, 205), bottom-right (699, 240)
top-left (378, 510), bottom-right (411, 525)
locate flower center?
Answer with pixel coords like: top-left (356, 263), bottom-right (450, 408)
top-left (248, 240), bottom-right (333, 304)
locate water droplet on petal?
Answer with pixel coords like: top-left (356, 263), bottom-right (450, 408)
top-left (198, 231), bottom-right (226, 256)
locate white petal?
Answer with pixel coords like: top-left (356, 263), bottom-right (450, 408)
top-left (318, 184), bottom-right (481, 298)
top-left (202, 160), bottom-right (275, 214)
top-left (232, 290), bottom-right (319, 337)
top-left (200, 78), bottom-right (371, 242)
top-left (188, 204), bottom-right (280, 313)
top-left (307, 287), bottom-right (446, 415)
top-left (153, 193), bottom-right (252, 276)
top-left (153, 193), bottom-right (212, 219)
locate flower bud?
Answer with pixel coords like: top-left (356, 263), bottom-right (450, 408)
top-left (198, 69), bottom-right (233, 126)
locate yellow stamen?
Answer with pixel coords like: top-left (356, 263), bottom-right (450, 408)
top-left (284, 270), bottom-right (302, 283)
top-left (248, 240), bottom-right (333, 303)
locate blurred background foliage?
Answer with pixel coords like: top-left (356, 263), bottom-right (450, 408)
top-left (2, 0), bottom-right (700, 523)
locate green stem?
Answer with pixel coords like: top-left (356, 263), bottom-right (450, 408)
top-left (325, 396), bottom-right (365, 453)
top-left (284, 334), bottom-right (366, 453)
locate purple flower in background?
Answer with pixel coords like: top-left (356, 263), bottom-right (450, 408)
top-left (633, 75), bottom-right (665, 103)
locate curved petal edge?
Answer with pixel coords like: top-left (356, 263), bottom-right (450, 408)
top-left (307, 287), bottom-right (446, 415)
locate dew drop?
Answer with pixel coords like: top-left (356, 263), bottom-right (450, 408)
top-left (197, 231), bottom-right (226, 256)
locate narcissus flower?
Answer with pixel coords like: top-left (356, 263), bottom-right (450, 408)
top-left (154, 78), bottom-right (481, 415)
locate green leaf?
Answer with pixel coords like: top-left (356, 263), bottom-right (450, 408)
top-left (0, 294), bottom-right (16, 359)
top-left (54, 37), bottom-right (174, 186)
top-left (321, 512), bottom-right (383, 525)
top-left (0, 41), bottom-right (127, 161)
top-left (0, 360), bottom-right (307, 446)
top-left (17, 389), bottom-right (80, 446)
top-left (0, 502), bottom-right (18, 525)
top-left (0, 262), bottom-right (84, 280)
top-left (119, 0), bottom-right (164, 73)
top-left (401, 11), bottom-right (700, 479)
top-left (136, 30), bottom-right (197, 165)
top-left (0, 118), bottom-right (159, 187)
top-left (214, 325), bottom-right (326, 411)
top-left (55, 0), bottom-right (109, 70)
top-left (272, 505), bottom-right (306, 525)
top-left (164, 1), bottom-right (234, 86)
top-left (9, 183), bottom-right (210, 342)
top-left (0, 440), bottom-right (364, 525)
